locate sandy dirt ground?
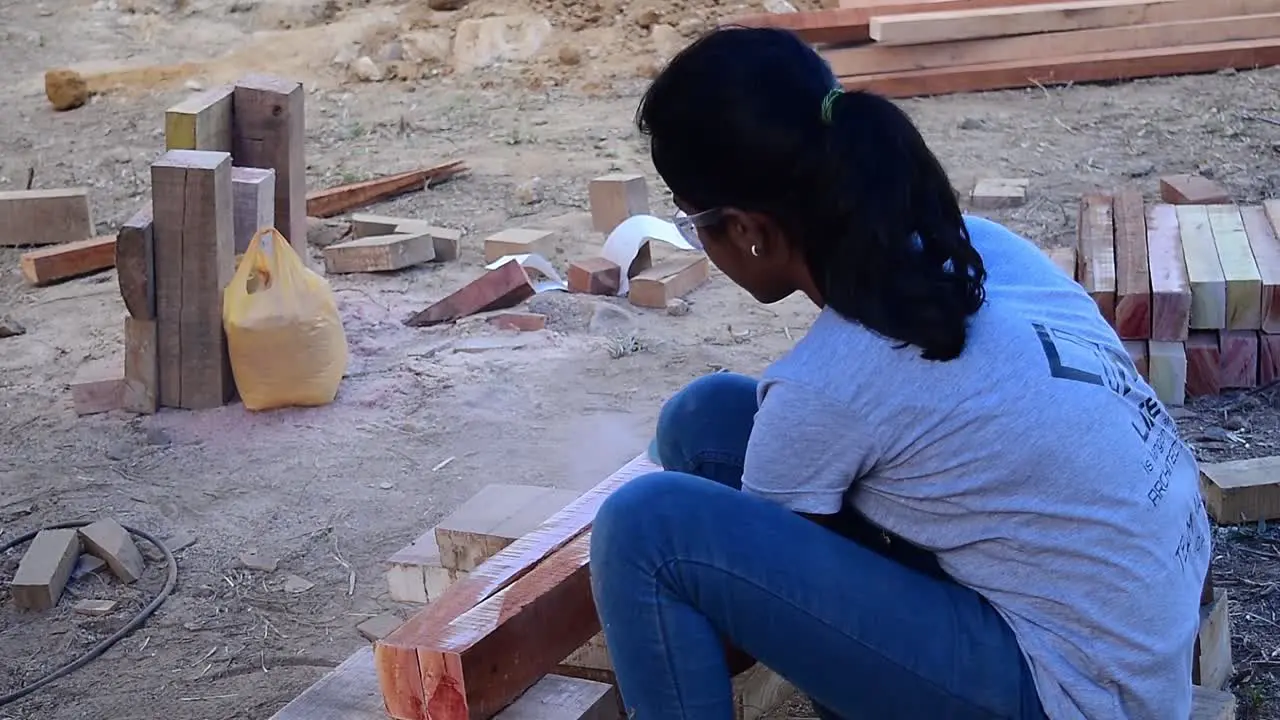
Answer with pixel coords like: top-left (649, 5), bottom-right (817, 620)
top-left (1, 0), bottom-right (1280, 718)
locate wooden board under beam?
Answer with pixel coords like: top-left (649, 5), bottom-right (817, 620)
top-left (1146, 204), bottom-right (1191, 342)
top-left (376, 454), bottom-right (659, 719)
top-left (1113, 189), bottom-right (1150, 339)
top-left (20, 235), bottom-right (115, 286)
top-left (1249, 201), bottom-right (1280, 333)
top-left (1206, 204), bottom-right (1263, 330)
top-left (729, 0), bottom-right (1052, 44)
top-left (839, 37), bottom-right (1280, 98)
top-left (867, 0), bottom-right (1280, 46)
top-left (1077, 194), bottom-right (1116, 327)
top-left (1177, 205), bottom-right (1227, 330)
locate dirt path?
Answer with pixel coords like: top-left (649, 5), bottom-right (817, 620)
top-left (1, 0), bottom-right (1279, 718)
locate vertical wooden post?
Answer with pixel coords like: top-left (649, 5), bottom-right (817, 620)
top-left (232, 74), bottom-right (306, 258)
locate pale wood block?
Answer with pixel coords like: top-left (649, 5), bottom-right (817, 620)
top-left (355, 614), bottom-right (403, 642)
top-left (1185, 331), bottom-right (1221, 397)
top-left (1261, 332), bottom-right (1280, 385)
top-left (1246, 202), bottom-right (1280, 333)
top-left (588, 173), bottom-right (649, 234)
top-left (1206, 204), bottom-right (1262, 330)
top-left (1076, 194), bottom-right (1116, 326)
top-left (1200, 455), bottom-right (1280, 524)
top-left (164, 85), bottom-right (234, 152)
top-left (1148, 340), bottom-right (1187, 407)
top-left (1113, 189), bottom-right (1150, 339)
top-left (0, 188), bottom-right (93, 246)
top-left (629, 255), bottom-right (711, 309)
top-left (1147, 204), bottom-right (1192, 341)
top-left (78, 518), bottom-right (145, 583)
top-left (484, 228), bottom-right (557, 264)
top-left (11, 529), bottom-right (80, 611)
top-left (1177, 205), bottom-right (1227, 330)
top-left (1123, 340), bottom-right (1148, 381)
top-left (233, 74), bottom-right (307, 257)
top-left (385, 527), bottom-right (459, 604)
top-left (151, 149), bottom-right (236, 410)
top-left (350, 213), bottom-right (461, 262)
top-left (732, 664), bottom-right (797, 720)
top-left (1217, 330), bottom-right (1258, 389)
top-left (71, 361), bottom-right (123, 416)
top-left (1191, 686), bottom-right (1235, 720)
top-left (1160, 174), bottom-right (1231, 205)
top-left (1042, 246), bottom-right (1076, 280)
top-left (434, 484), bottom-right (580, 573)
top-left (1193, 588), bottom-right (1232, 691)
top-left (122, 317), bottom-right (158, 415)
top-left (231, 166), bottom-right (275, 255)
top-left (969, 177), bottom-right (1027, 209)
top-left (323, 232), bottom-right (435, 274)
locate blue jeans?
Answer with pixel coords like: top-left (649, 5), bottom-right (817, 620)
top-left (589, 373), bottom-right (1046, 720)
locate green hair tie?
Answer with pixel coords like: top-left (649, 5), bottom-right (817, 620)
top-left (820, 88), bottom-right (844, 125)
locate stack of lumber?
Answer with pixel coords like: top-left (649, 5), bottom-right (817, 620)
top-left (1067, 187), bottom-right (1280, 407)
top-left (730, 0), bottom-right (1280, 97)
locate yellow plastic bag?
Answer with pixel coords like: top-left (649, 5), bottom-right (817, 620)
top-left (223, 228), bottom-right (349, 411)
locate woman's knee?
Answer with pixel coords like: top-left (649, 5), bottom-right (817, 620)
top-left (591, 471), bottom-right (711, 569)
top-left (655, 372), bottom-right (758, 467)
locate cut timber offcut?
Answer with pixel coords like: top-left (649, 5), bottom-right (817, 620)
top-left (628, 255), bottom-right (710, 309)
top-left (1206, 205), bottom-right (1262, 330)
top-left (1241, 204), bottom-right (1280, 333)
top-left (1200, 455), bottom-right (1280, 524)
top-left (1076, 194), bottom-right (1116, 326)
top-left (404, 260), bottom-right (535, 327)
top-left (1112, 189), bottom-right (1151, 340)
top-left (1177, 205), bottom-right (1227, 330)
top-left (233, 75), bottom-right (307, 256)
top-left (1146, 204), bottom-right (1192, 341)
top-left (165, 85), bottom-right (234, 153)
top-left (0, 188), bottom-right (93, 247)
top-left (10, 529), bottom-right (80, 611)
top-left (323, 232), bottom-right (436, 274)
top-left (20, 235), bottom-right (116, 286)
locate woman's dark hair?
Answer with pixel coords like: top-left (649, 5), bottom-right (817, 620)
top-left (637, 26), bottom-right (986, 361)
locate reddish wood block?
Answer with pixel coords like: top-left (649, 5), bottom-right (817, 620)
top-left (1113, 189), bottom-right (1151, 340)
top-left (1218, 331), bottom-right (1259, 389)
top-left (567, 257), bottom-right (621, 295)
top-left (1260, 333), bottom-right (1280, 385)
top-left (1146, 204), bottom-right (1191, 342)
top-left (405, 260), bottom-right (534, 327)
top-left (1185, 332), bottom-right (1221, 397)
top-left (1159, 174), bottom-right (1230, 205)
top-left (487, 312), bottom-right (546, 332)
top-left (1245, 203), bottom-right (1280, 333)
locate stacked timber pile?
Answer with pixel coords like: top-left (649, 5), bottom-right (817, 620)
top-left (1065, 175), bottom-right (1280, 407)
top-left (731, 0), bottom-right (1280, 97)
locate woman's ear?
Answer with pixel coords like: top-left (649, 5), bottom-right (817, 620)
top-left (720, 208), bottom-right (788, 260)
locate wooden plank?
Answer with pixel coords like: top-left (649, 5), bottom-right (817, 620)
top-left (1185, 332), bottom-right (1221, 397)
top-left (868, 0), bottom-right (1280, 45)
top-left (1262, 331), bottom-right (1280, 384)
top-left (826, 11), bottom-right (1280, 77)
top-left (231, 167), bottom-right (275, 255)
top-left (404, 260), bottom-right (535, 327)
top-left (270, 645), bottom-right (618, 720)
top-left (1076, 194), bottom-right (1116, 327)
top-left (164, 85), bottom-right (234, 152)
top-left (588, 174), bottom-right (649, 234)
top-left (839, 38), bottom-right (1280, 98)
top-left (10, 529), bottom-right (80, 611)
top-left (122, 316), bottom-right (158, 415)
top-left (1123, 340), bottom-right (1149, 380)
top-left (1113, 189), bottom-right (1150, 339)
top-left (733, 0), bottom-right (1053, 43)
top-left (0, 188), bottom-right (93, 247)
top-left (350, 214), bottom-right (463, 262)
top-left (1147, 204), bottom-right (1192, 341)
top-left (306, 162), bottom-right (467, 219)
top-left (323, 232), bottom-right (436, 274)
top-left (1218, 330), bottom-right (1258, 388)
top-left (376, 454), bottom-right (659, 719)
top-left (628, 255), bottom-right (711, 309)
top-left (1177, 205), bottom-right (1227, 330)
top-left (435, 484), bottom-right (579, 573)
top-left (232, 75), bottom-right (307, 257)
top-left (1192, 588), bottom-right (1233, 691)
top-left (1161, 174), bottom-right (1232, 205)
top-left (1206, 204), bottom-right (1263, 330)
top-left (1250, 201), bottom-right (1280, 332)
top-left (116, 208), bottom-right (155, 320)
top-left (151, 149), bottom-right (236, 410)
top-left (1148, 340), bottom-right (1187, 406)
top-left (1200, 455), bottom-right (1280, 524)
top-left (969, 178), bottom-right (1027, 209)
top-left (20, 235), bottom-right (115, 286)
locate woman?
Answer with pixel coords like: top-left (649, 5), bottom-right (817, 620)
top-left (587, 26), bottom-right (1210, 720)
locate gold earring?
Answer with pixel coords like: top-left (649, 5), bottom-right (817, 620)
top-left (750, 245), bottom-right (760, 257)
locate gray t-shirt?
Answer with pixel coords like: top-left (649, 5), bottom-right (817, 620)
top-left (742, 216), bottom-right (1211, 720)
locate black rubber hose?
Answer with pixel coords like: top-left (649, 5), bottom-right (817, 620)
top-left (0, 521), bottom-right (178, 708)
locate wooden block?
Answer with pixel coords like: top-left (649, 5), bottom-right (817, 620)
top-left (1147, 340), bottom-right (1187, 406)
top-left (1161, 174), bottom-right (1231, 205)
top-left (1177, 205), bottom-right (1227, 330)
top-left (375, 454), bottom-right (659, 718)
top-left (1217, 330), bottom-right (1258, 389)
top-left (1076, 194), bottom-right (1116, 326)
top-left (323, 232), bottom-right (435, 274)
top-left (1261, 332), bottom-right (1280, 385)
top-left (351, 216), bottom-right (464, 263)
top-left (79, 518), bottom-right (145, 583)
top-left (20, 235), bottom-right (115, 286)
top-left (969, 178), bottom-right (1027, 210)
top-left (1246, 202), bottom-right (1280, 333)
top-left (232, 74), bottom-right (306, 257)
top-left (739, 0), bottom-right (1057, 43)
top-left (405, 260), bottom-right (535, 327)
top-left (629, 255), bottom-right (711, 309)
top-left (151, 149), bottom-right (236, 410)
top-left (71, 363), bottom-right (123, 416)
top-left (122, 317), bottom-right (158, 415)
top-left (733, 665), bottom-right (797, 720)
top-left (1206, 204), bottom-right (1263, 330)
top-left (488, 312), bottom-right (547, 332)
top-left (1146, 204), bottom-right (1192, 341)
top-left (435, 484), bottom-right (580, 573)
top-left (231, 166), bottom-right (275, 255)
top-left (1113, 189), bottom-right (1150, 339)
top-left (116, 207), bottom-right (155, 320)
top-left (1185, 332), bottom-right (1221, 397)
top-left (1192, 588), bottom-right (1232, 690)
top-left (1043, 246), bottom-right (1076, 279)
top-left (1191, 686), bottom-right (1236, 720)
top-left (1123, 340), bottom-right (1148, 380)
top-left (164, 85), bottom-right (234, 152)
top-left (483, 228), bottom-right (557, 264)
top-left (588, 173), bottom-right (649, 234)
top-left (357, 614), bottom-right (404, 642)
top-left (0, 188), bottom-right (93, 247)
top-left (385, 528), bottom-right (459, 605)
top-left (1200, 455), bottom-right (1280, 524)
top-left (74, 599), bottom-right (119, 616)
top-left (568, 256), bottom-right (622, 295)
top-left (10, 529), bottom-right (80, 611)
